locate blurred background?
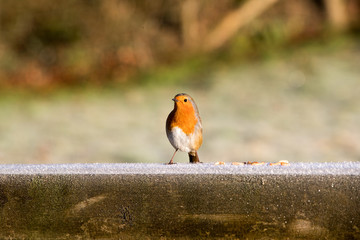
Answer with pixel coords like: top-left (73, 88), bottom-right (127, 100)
top-left (0, 0), bottom-right (359, 164)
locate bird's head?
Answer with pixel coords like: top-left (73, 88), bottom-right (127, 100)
top-left (172, 93), bottom-right (200, 115)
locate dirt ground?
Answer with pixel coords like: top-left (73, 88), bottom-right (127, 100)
top-left (0, 43), bottom-right (360, 164)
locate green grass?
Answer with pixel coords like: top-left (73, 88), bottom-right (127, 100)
top-left (0, 36), bottom-right (359, 164)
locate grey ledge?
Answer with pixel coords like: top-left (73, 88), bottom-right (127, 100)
top-left (0, 162), bottom-right (359, 239)
top-left (0, 162), bottom-right (360, 175)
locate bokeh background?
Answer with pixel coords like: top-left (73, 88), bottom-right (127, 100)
top-left (0, 0), bottom-right (359, 164)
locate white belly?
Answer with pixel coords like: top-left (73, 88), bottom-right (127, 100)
top-left (167, 126), bottom-right (198, 153)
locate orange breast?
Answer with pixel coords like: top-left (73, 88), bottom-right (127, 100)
top-left (167, 105), bottom-right (198, 135)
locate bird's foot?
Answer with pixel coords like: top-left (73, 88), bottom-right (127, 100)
top-left (166, 160), bottom-right (177, 165)
top-left (190, 161), bottom-right (203, 164)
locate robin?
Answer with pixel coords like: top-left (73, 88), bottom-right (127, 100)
top-left (166, 93), bottom-right (203, 164)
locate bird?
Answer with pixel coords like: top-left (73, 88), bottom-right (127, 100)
top-left (166, 93), bottom-right (203, 164)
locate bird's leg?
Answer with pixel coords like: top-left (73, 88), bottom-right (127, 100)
top-left (189, 151), bottom-right (201, 163)
top-left (168, 149), bottom-right (178, 164)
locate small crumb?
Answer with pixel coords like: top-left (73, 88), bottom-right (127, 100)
top-left (245, 161), bottom-right (265, 165)
top-left (270, 160), bottom-right (290, 166)
top-left (269, 162), bottom-right (280, 166)
top-left (249, 162), bottom-right (265, 166)
top-left (215, 161), bottom-right (225, 165)
top-left (231, 162), bottom-right (244, 165)
top-left (279, 160), bottom-right (289, 163)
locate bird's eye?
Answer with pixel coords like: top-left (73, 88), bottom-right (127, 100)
top-left (184, 99), bottom-right (188, 102)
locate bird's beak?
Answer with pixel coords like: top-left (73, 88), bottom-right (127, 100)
top-left (172, 98), bottom-right (179, 102)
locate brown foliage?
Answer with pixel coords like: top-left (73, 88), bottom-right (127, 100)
top-left (0, 0), bottom-right (358, 89)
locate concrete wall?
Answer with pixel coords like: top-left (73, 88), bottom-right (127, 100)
top-left (0, 163), bottom-right (359, 239)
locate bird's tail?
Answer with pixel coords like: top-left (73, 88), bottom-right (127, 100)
top-left (189, 151), bottom-right (200, 163)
